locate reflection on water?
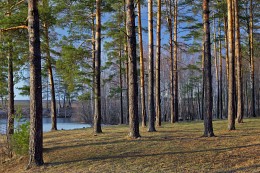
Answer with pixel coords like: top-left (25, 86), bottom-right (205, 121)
top-left (0, 118), bottom-right (91, 134)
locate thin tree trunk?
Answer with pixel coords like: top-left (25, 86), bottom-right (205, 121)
top-left (94, 0), bottom-right (102, 133)
top-left (213, 14), bottom-right (219, 119)
top-left (224, 16), bottom-right (229, 118)
top-left (119, 48), bottom-right (124, 124)
top-left (126, 0), bottom-right (141, 138)
top-left (219, 23), bottom-right (223, 119)
top-left (137, 0), bottom-right (147, 127)
top-left (165, 0), bottom-right (174, 123)
top-left (227, 0), bottom-right (236, 130)
top-left (28, 0), bottom-right (44, 167)
top-left (124, 0), bottom-right (129, 124)
top-left (173, 0), bottom-right (179, 122)
top-left (147, 0), bottom-right (156, 132)
top-left (249, 0), bottom-right (255, 117)
top-left (92, 15), bottom-right (95, 121)
top-left (203, 0), bottom-right (214, 137)
top-left (42, 0), bottom-right (57, 131)
top-left (155, 0), bottom-right (162, 127)
top-left (201, 42), bottom-right (205, 120)
top-left (234, 0), bottom-right (243, 123)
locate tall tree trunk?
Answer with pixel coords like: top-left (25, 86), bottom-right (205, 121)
top-left (227, 0), bottom-right (236, 130)
top-left (201, 42), bottom-right (205, 120)
top-left (91, 16), bottom-right (95, 118)
top-left (213, 14), bottom-right (219, 119)
top-left (224, 16), bottom-right (229, 118)
top-left (147, 0), bottom-right (156, 132)
top-left (94, 0), bottom-right (102, 133)
top-left (43, 0), bottom-right (57, 131)
top-left (155, 0), bottom-right (162, 127)
top-left (137, 0), bottom-right (147, 127)
top-left (126, 0), bottom-right (140, 138)
top-left (249, 0), bottom-right (255, 117)
top-left (173, 0), bottom-right (179, 122)
top-left (119, 48), bottom-right (124, 124)
top-left (166, 0), bottom-right (174, 123)
top-left (203, 0), bottom-right (214, 137)
top-left (219, 23), bottom-right (223, 119)
top-left (124, 0), bottom-right (129, 124)
top-left (234, 0), bottom-right (243, 123)
top-left (28, 0), bottom-right (44, 167)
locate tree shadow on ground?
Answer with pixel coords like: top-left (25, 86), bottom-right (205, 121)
top-left (45, 143), bottom-right (260, 166)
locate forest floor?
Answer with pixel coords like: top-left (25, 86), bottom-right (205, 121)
top-left (1, 118), bottom-right (260, 173)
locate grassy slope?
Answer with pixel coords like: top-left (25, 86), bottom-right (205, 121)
top-left (1, 118), bottom-right (260, 173)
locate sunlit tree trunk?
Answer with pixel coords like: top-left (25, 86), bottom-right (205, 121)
top-left (155, 0), bottom-right (162, 127)
top-left (137, 0), bottom-right (147, 127)
top-left (126, 0), bottom-right (141, 138)
top-left (203, 0), bottom-right (214, 137)
top-left (224, 15), bottom-right (229, 118)
top-left (249, 0), bottom-right (255, 117)
top-left (148, 0), bottom-right (156, 132)
top-left (227, 0), bottom-right (236, 130)
top-left (94, 0), bottom-right (102, 133)
top-left (234, 0), bottom-right (243, 123)
top-left (28, 0), bottom-right (44, 167)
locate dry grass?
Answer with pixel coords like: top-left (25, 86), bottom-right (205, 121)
top-left (1, 118), bottom-right (260, 173)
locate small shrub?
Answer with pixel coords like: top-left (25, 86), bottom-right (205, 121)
top-left (11, 122), bottom-right (30, 155)
top-left (11, 108), bottom-right (30, 156)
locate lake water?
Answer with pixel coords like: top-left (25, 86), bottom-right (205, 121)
top-left (0, 118), bottom-right (91, 134)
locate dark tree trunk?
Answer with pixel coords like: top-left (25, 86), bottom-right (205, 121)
top-left (94, 0), bottom-right (102, 133)
top-left (119, 49), bottom-right (124, 124)
top-left (147, 0), bottom-right (156, 132)
top-left (7, 45), bottom-right (14, 137)
top-left (173, 0), bottom-right (179, 122)
top-left (227, 0), bottom-right (236, 130)
top-left (202, 0), bottom-right (214, 137)
top-left (28, 0), bottom-right (44, 167)
top-left (219, 24), bottom-right (223, 119)
top-left (126, 0), bottom-right (140, 138)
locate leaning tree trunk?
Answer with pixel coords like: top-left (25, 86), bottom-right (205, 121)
top-left (28, 0), bottom-right (44, 167)
top-left (155, 0), bottom-right (162, 127)
top-left (137, 0), bottom-right (147, 127)
top-left (126, 0), bottom-right (141, 138)
top-left (93, 0), bottom-right (102, 133)
top-left (249, 0), bottom-right (255, 117)
top-left (173, 0), bottom-right (179, 123)
top-left (227, 0), bottom-right (236, 130)
top-left (203, 0), bottom-right (214, 137)
top-left (234, 0), bottom-right (243, 123)
top-left (147, 0), bottom-right (156, 132)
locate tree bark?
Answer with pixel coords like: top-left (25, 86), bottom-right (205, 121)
top-left (94, 0), bottom-right (102, 133)
top-left (137, 0), bottom-right (147, 127)
top-left (119, 48), bottom-right (124, 124)
top-left (147, 0), bottom-right (156, 132)
top-left (28, 0), bottom-right (44, 167)
top-left (155, 0), bottom-right (162, 127)
top-left (224, 16), bottom-right (229, 118)
top-left (234, 0), bottom-right (243, 123)
top-left (203, 0), bottom-right (214, 137)
top-left (227, 0), bottom-right (236, 130)
top-left (126, 0), bottom-right (141, 138)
